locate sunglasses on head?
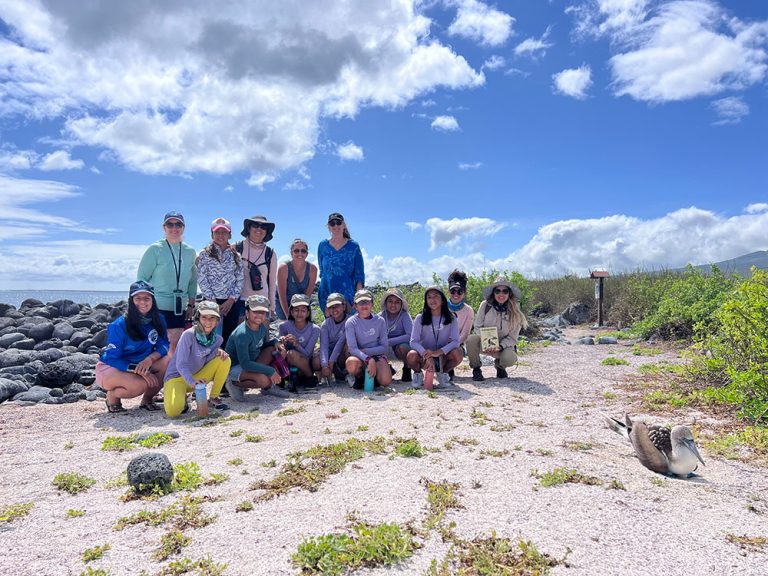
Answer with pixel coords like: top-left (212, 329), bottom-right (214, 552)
top-left (292, 248), bottom-right (308, 254)
top-left (165, 221), bottom-right (184, 228)
top-left (494, 287), bottom-right (510, 295)
top-left (449, 288), bottom-right (464, 295)
top-left (328, 219), bottom-right (343, 227)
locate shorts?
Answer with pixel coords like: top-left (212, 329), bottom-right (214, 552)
top-left (160, 309), bottom-right (187, 329)
top-left (228, 365), bottom-right (243, 382)
top-left (95, 361), bottom-right (119, 387)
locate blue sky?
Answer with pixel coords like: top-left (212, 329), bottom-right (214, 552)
top-left (1, 0), bottom-right (767, 290)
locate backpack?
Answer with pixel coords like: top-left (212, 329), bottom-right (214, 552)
top-left (235, 241), bottom-right (274, 290)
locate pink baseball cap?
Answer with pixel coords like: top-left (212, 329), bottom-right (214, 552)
top-left (210, 217), bottom-right (231, 233)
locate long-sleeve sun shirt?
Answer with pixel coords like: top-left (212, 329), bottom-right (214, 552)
top-left (100, 316), bottom-right (169, 371)
top-left (164, 328), bottom-right (224, 386)
top-left (279, 321), bottom-right (320, 359)
top-left (410, 313), bottom-right (459, 356)
top-left (345, 313), bottom-right (387, 361)
top-left (379, 310), bottom-right (413, 348)
top-left (196, 245), bottom-right (244, 301)
top-left (319, 316), bottom-right (348, 367)
top-left (225, 322), bottom-right (277, 376)
top-left (137, 240), bottom-right (198, 312)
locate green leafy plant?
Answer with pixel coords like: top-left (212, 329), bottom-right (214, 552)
top-left (79, 568), bottom-right (110, 576)
top-left (53, 472), bottom-right (97, 494)
top-left (0, 502), bottom-right (33, 523)
top-left (153, 529), bottom-right (191, 561)
top-left (244, 434), bottom-right (264, 443)
top-left (137, 433), bottom-right (174, 448)
top-left (66, 508), bottom-right (85, 518)
top-left (236, 500), bottom-right (254, 512)
top-left (423, 479), bottom-right (462, 530)
top-left (534, 467), bottom-right (602, 488)
top-left (394, 437), bottom-right (424, 458)
top-left (114, 495), bottom-right (216, 531)
top-left (601, 357), bottom-right (629, 366)
top-left (155, 555), bottom-right (227, 576)
top-left (101, 435), bottom-right (137, 452)
top-left (278, 405), bottom-right (307, 417)
top-left (82, 544), bottom-right (111, 563)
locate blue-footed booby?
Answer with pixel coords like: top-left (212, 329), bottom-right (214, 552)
top-left (603, 414), bottom-right (705, 477)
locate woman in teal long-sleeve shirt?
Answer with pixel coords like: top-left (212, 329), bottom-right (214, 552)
top-left (137, 211), bottom-right (198, 353)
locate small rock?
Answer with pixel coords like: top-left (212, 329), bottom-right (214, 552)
top-left (65, 383), bottom-right (86, 394)
top-left (0, 349), bottom-right (33, 368)
top-left (40, 396), bottom-right (64, 404)
top-left (49, 388), bottom-right (64, 398)
top-left (91, 329), bottom-right (108, 348)
top-left (577, 337), bottom-right (595, 345)
top-left (0, 333), bottom-right (25, 348)
top-left (12, 386), bottom-right (52, 403)
top-left (52, 322), bottom-right (75, 341)
top-left (0, 378), bottom-right (28, 403)
top-left (34, 338), bottom-right (64, 351)
top-left (598, 336), bottom-right (618, 345)
top-left (70, 318), bottom-right (95, 330)
top-left (69, 331), bottom-right (91, 347)
top-left (62, 393), bottom-right (80, 403)
top-left (76, 339), bottom-right (94, 353)
top-left (127, 453), bottom-right (174, 492)
top-left (85, 390), bottom-right (100, 401)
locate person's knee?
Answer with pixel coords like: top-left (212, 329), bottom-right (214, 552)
top-left (500, 348), bottom-right (518, 367)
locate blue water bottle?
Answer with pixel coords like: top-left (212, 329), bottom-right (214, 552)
top-left (195, 382), bottom-right (208, 417)
top-left (288, 367), bottom-right (299, 393)
top-left (364, 370), bottom-right (375, 392)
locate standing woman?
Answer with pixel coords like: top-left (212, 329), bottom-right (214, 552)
top-left (236, 215), bottom-right (278, 319)
top-left (276, 238), bottom-right (318, 321)
top-left (317, 212), bottom-right (364, 311)
top-left (97, 281), bottom-right (170, 412)
top-left (466, 277), bottom-right (528, 382)
top-left (196, 217), bottom-right (244, 345)
top-left (446, 269), bottom-right (474, 380)
top-left (137, 211), bottom-right (197, 354)
top-left (407, 287), bottom-right (462, 388)
top-left (163, 301), bottom-right (231, 417)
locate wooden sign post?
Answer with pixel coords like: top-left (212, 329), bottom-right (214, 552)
top-left (590, 270), bottom-right (609, 327)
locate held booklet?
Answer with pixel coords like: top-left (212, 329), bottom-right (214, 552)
top-left (479, 327), bottom-right (499, 350)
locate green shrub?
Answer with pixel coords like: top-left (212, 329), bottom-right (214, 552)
top-left (0, 502), bottom-right (33, 523)
top-left (53, 472), bottom-right (97, 495)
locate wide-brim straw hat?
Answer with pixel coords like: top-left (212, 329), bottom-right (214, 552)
top-left (483, 277), bottom-right (522, 301)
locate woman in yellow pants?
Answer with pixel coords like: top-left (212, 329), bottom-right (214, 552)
top-left (163, 301), bottom-right (231, 417)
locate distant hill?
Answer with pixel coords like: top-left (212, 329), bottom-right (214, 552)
top-left (687, 250), bottom-right (768, 277)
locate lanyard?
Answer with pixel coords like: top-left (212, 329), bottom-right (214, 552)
top-left (165, 240), bottom-right (182, 290)
top-left (431, 316), bottom-right (442, 346)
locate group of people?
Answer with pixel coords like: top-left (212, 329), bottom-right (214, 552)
top-left (96, 211), bottom-right (528, 415)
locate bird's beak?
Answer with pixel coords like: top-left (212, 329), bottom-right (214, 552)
top-left (684, 438), bottom-right (706, 466)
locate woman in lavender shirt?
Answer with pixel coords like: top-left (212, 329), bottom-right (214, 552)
top-left (344, 289), bottom-right (392, 389)
top-left (317, 292), bottom-right (351, 382)
top-left (407, 286), bottom-right (462, 388)
top-left (378, 287), bottom-right (413, 383)
top-left (278, 294), bottom-right (320, 388)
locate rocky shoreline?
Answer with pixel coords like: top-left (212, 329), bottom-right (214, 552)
top-left (0, 298), bottom-right (125, 405)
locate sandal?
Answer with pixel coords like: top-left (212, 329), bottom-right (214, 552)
top-left (139, 402), bottom-right (161, 411)
top-left (105, 399), bottom-right (127, 413)
top-left (209, 399), bottom-right (229, 411)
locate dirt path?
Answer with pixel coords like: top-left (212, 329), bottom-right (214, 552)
top-left (1, 327), bottom-right (766, 575)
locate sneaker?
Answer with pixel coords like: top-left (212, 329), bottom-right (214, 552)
top-left (263, 384), bottom-right (291, 398)
top-left (346, 373), bottom-right (356, 388)
top-left (437, 372), bottom-right (451, 387)
top-left (495, 366), bottom-right (508, 379)
top-left (209, 399), bottom-right (230, 411)
top-left (401, 366), bottom-right (412, 383)
top-left (412, 371), bottom-right (423, 388)
top-left (225, 380), bottom-right (247, 402)
top-left (319, 376), bottom-right (330, 387)
top-left (472, 367), bottom-right (485, 382)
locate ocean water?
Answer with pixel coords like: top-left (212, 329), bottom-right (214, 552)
top-left (0, 290), bottom-right (126, 309)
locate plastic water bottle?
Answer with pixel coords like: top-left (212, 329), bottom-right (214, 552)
top-left (363, 370), bottom-right (375, 392)
top-left (271, 351), bottom-right (290, 379)
top-left (195, 382), bottom-right (208, 417)
top-left (288, 367), bottom-right (299, 393)
top-left (423, 368), bottom-right (434, 390)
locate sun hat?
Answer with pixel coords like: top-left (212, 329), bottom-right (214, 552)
top-left (381, 287), bottom-right (409, 312)
top-left (424, 285), bottom-right (448, 302)
top-left (290, 294), bottom-right (311, 308)
top-left (210, 217), bottom-right (231, 233)
top-left (241, 215), bottom-right (275, 241)
top-left (163, 211), bottom-right (185, 225)
top-left (245, 294), bottom-right (270, 312)
top-left (196, 301), bottom-right (221, 318)
top-left (129, 280), bottom-right (155, 298)
top-left (483, 277), bottom-right (522, 301)
top-left (327, 212), bottom-right (345, 224)
top-left (353, 289), bottom-right (373, 304)
top-left (326, 293), bottom-right (346, 308)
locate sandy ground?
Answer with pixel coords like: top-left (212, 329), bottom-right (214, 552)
top-left (1, 327), bottom-right (766, 576)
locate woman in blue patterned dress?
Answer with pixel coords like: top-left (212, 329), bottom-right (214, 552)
top-left (317, 212), bottom-right (365, 312)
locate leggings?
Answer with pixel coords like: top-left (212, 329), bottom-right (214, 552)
top-left (163, 356), bottom-right (231, 417)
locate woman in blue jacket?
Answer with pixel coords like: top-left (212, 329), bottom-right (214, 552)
top-left (95, 281), bottom-right (171, 413)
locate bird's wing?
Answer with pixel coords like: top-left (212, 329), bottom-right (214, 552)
top-left (629, 420), bottom-right (670, 474)
top-left (602, 414), bottom-right (630, 439)
top-left (647, 425), bottom-right (672, 455)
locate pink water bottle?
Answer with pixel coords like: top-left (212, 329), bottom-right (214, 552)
top-left (424, 368), bottom-right (434, 390)
top-left (271, 351), bottom-right (290, 379)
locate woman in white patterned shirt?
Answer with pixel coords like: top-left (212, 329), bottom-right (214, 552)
top-left (196, 217), bottom-right (244, 345)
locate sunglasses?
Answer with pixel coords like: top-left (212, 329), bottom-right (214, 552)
top-left (292, 248), bottom-right (308, 254)
top-left (165, 221), bottom-right (184, 228)
top-left (494, 288), bottom-right (510, 295)
top-left (449, 288), bottom-right (464, 295)
top-left (250, 223), bottom-right (268, 230)
top-left (328, 219), bottom-right (343, 227)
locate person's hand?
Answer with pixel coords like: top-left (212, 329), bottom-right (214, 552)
top-left (321, 366), bottom-right (331, 379)
top-left (269, 371), bottom-right (282, 385)
top-left (219, 298), bottom-right (234, 316)
top-left (367, 357), bottom-right (376, 377)
top-left (185, 307), bottom-right (194, 322)
top-left (217, 349), bottom-right (229, 360)
top-left (135, 357), bottom-right (153, 376)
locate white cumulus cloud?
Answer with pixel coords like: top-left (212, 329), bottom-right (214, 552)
top-left (431, 115), bottom-right (460, 131)
top-left (405, 222), bottom-right (422, 231)
top-left (745, 203), bottom-right (768, 214)
top-left (553, 65), bottom-right (593, 99)
top-left (426, 216), bottom-right (505, 251)
top-left (482, 55), bottom-right (506, 71)
top-left (447, 0), bottom-right (514, 47)
top-left (38, 150), bottom-right (85, 171)
top-left (0, 1), bottom-right (484, 178)
top-left (337, 142), bottom-right (364, 161)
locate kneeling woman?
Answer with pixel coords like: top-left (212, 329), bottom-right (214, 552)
top-left (278, 294), bottom-right (320, 389)
top-left (345, 289), bottom-right (392, 388)
top-left (163, 301), bottom-right (232, 417)
top-left (407, 286), bottom-right (462, 387)
top-left (97, 281), bottom-right (171, 413)
top-left (466, 277), bottom-right (528, 381)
